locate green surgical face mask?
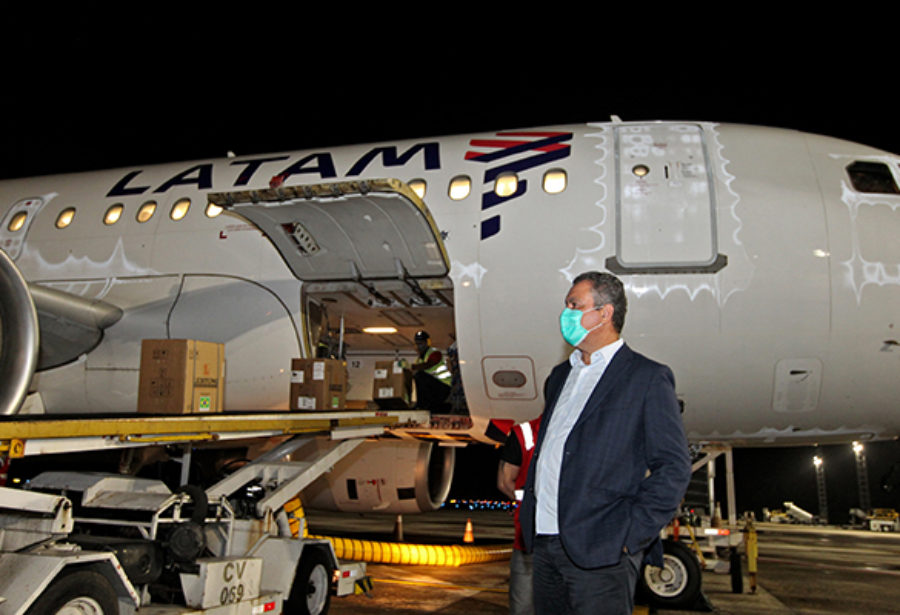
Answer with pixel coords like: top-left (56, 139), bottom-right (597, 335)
top-left (559, 307), bottom-right (601, 346)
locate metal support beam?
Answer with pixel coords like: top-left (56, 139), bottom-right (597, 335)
top-left (725, 446), bottom-right (736, 526)
top-left (694, 443), bottom-right (737, 526)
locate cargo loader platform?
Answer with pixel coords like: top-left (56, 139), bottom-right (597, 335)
top-left (0, 409), bottom-right (432, 458)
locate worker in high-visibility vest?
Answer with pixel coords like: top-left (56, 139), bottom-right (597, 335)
top-left (412, 330), bottom-right (452, 412)
top-left (498, 416), bottom-right (543, 615)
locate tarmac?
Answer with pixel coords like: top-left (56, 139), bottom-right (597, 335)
top-left (661, 567), bottom-right (794, 615)
top-left (308, 509), bottom-right (814, 614)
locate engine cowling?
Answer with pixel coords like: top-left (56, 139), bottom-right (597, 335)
top-left (296, 439), bottom-right (455, 513)
top-left (0, 249), bottom-right (39, 416)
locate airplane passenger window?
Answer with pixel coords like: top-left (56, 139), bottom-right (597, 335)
top-left (409, 179), bottom-right (426, 199)
top-left (543, 169), bottom-right (567, 194)
top-left (632, 164), bottom-right (650, 177)
top-left (7, 211), bottom-right (27, 232)
top-left (55, 208), bottom-right (76, 229)
top-left (495, 173), bottom-right (518, 197)
top-left (449, 176), bottom-right (471, 200)
top-left (170, 198), bottom-right (191, 221)
top-left (205, 202), bottom-right (223, 218)
top-left (136, 201), bottom-right (157, 223)
top-left (846, 161), bottom-right (899, 194)
top-left (104, 204), bottom-right (123, 225)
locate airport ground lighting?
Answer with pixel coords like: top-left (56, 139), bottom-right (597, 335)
top-left (852, 441), bottom-right (872, 513)
top-left (813, 455), bottom-right (828, 523)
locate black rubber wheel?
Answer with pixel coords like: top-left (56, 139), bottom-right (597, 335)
top-left (284, 548), bottom-right (334, 615)
top-left (638, 540), bottom-right (702, 609)
top-left (25, 569), bottom-right (119, 615)
top-left (730, 546), bottom-right (743, 593)
top-left (175, 484), bottom-right (209, 524)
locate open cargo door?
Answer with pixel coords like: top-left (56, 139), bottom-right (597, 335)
top-left (210, 178), bottom-right (455, 362)
top-left (208, 178), bottom-right (449, 283)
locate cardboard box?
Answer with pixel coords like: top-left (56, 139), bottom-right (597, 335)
top-left (138, 339), bottom-right (224, 414)
top-left (372, 360), bottom-right (412, 409)
top-left (290, 359), bottom-right (347, 411)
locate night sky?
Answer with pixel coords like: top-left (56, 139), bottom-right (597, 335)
top-left (2, 9), bottom-right (899, 180)
top-left (4, 9), bottom-right (899, 521)
top-left (449, 439), bottom-right (900, 526)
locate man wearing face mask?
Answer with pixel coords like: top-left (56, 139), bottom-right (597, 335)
top-left (519, 271), bottom-right (691, 615)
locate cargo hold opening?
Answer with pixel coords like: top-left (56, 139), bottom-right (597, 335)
top-left (304, 276), bottom-right (466, 415)
top-left (209, 178), bottom-right (466, 417)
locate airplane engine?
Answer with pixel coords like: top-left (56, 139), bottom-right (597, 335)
top-left (296, 439), bottom-right (455, 514)
top-left (0, 249), bottom-right (39, 415)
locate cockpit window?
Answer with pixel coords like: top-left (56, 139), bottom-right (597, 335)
top-left (846, 161), bottom-right (899, 194)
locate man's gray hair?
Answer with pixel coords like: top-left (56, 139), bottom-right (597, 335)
top-left (572, 271), bottom-right (627, 333)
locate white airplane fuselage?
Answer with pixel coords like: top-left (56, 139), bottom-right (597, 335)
top-left (1, 120), bottom-right (898, 446)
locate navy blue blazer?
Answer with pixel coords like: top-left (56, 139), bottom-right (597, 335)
top-left (520, 343), bottom-right (691, 568)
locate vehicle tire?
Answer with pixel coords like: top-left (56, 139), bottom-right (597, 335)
top-left (284, 548), bottom-right (333, 615)
top-left (637, 540), bottom-right (702, 609)
top-left (25, 568), bottom-right (119, 615)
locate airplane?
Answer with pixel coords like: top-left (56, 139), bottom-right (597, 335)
top-left (1, 118), bottom-right (899, 517)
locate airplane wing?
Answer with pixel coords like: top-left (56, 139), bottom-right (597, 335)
top-left (29, 283), bottom-right (123, 369)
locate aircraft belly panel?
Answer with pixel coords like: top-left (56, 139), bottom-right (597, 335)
top-left (167, 276), bottom-right (302, 410)
top-left (81, 277), bottom-right (183, 370)
top-left (33, 277), bottom-right (181, 412)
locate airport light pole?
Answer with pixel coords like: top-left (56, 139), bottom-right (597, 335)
top-left (813, 455), bottom-right (829, 524)
top-left (853, 441), bottom-right (871, 514)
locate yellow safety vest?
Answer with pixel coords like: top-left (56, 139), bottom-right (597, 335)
top-left (416, 347), bottom-right (452, 385)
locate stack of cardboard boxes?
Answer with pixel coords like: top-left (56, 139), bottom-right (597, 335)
top-left (290, 358), bottom-right (413, 411)
top-left (372, 360), bottom-right (413, 409)
top-left (136, 339), bottom-right (415, 414)
top-left (138, 339), bottom-right (225, 414)
top-left (289, 358), bottom-right (347, 411)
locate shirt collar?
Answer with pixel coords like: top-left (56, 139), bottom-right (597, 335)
top-left (569, 338), bottom-right (624, 368)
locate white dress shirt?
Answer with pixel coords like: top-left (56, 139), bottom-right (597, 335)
top-left (534, 338), bottom-right (624, 534)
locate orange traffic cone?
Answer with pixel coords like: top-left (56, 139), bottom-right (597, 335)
top-left (463, 517), bottom-right (474, 543)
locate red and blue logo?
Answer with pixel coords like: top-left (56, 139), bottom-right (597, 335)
top-left (466, 131), bottom-right (572, 239)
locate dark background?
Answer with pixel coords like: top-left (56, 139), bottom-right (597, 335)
top-left (449, 440), bottom-right (900, 526)
top-left (4, 8), bottom-right (899, 523)
top-left (2, 7), bottom-right (899, 180)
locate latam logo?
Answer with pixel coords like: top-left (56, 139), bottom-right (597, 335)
top-left (465, 131), bottom-right (572, 239)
